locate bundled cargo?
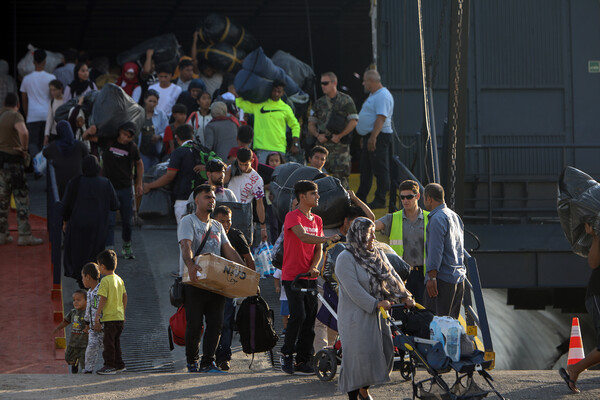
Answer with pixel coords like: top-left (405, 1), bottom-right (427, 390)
top-left (312, 176), bottom-right (351, 229)
top-left (17, 44), bottom-right (63, 78)
top-left (89, 83), bottom-right (144, 139)
top-left (182, 253), bottom-right (260, 298)
top-left (557, 166), bottom-right (600, 257)
top-left (272, 50), bottom-right (316, 98)
top-left (54, 90), bottom-right (98, 123)
top-left (196, 13), bottom-right (258, 53)
top-left (270, 163), bottom-right (331, 225)
top-left (116, 33), bottom-right (182, 72)
top-left (234, 47), bottom-right (309, 115)
top-left (197, 43), bottom-right (246, 73)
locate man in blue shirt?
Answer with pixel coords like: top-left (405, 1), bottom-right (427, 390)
top-left (422, 183), bottom-right (466, 319)
top-left (355, 70), bottom-right (395, 210)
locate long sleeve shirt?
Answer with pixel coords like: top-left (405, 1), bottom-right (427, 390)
top-left (235, 97), bottom-right (300, 153)
top-left (425, 204), bottom-right (466, 284)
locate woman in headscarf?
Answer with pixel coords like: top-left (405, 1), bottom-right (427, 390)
top-left (63, 62), bottom-right (97, 101)
top-left (115, 62), bottom-right (142, 103)
top-left (42, 120), bottom-right (89, 198)
top-left (335, 217), bottom-right (415, 400)
top-left (62, 155), bottom-right (119, 288)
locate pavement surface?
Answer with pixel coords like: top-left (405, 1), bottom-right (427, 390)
top-left (2, 369), bottom-right (600, 399)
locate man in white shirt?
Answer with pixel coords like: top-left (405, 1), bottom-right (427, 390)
top-left (148, 64), bottom-right (182, 118)
top-left (227, 148), bottom-right (268, 242)
top-left (20, 49), bottom-right (56, 158)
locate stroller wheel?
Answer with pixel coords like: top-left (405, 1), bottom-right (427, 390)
top-left (399, 360), bottom-right (413, 381)
top-left (314, 349), bottom-right (337, 381)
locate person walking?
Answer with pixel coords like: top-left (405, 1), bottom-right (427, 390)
top-left (355, 70), bottom-right (395, 210)
top-left (335, 217), bottom-right (414, 400)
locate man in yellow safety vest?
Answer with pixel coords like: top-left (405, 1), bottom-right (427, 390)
top-left (375, 180), bottom-right (428, 302)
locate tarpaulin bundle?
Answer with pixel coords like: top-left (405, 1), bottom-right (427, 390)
top-left (117, 33), bottom-right (182, 72)
top-left (196, 13), bottom-right (258, 53)
top-left (312, 176), bottom-right (351, 229)
top-left (272, 50), bottom-right (316, 99)
top-left (557, 166), bottom-right (600, 257)
top-left (54, 90), bottom-right (97, 123)
top-left (197, 43), bottom-right (246, 73)
top-left (18, 44), bottom-right (63, 78)
top-left (90, 83), bottom-right (144, 138)
top-left (234, 47), bottom-right (309, 112)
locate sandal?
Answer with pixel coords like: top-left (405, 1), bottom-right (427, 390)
top-left (559, 367), bottom-right (580, 393)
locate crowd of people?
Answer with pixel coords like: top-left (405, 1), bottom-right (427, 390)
top-left (0, 44), bottom-right (478, 397)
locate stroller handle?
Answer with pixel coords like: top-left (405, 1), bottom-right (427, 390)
top-left (291, 273), bottom-right (317, 293)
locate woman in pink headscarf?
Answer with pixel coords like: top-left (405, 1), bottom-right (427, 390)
top-left (116, 62), bottom-right (141, 103)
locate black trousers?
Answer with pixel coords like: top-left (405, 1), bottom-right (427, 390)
top-left (406, 266), bottom-right (426, 305)
top-left (102, 321), bottom-right (125, 369)
top-left (281, 279), bottom-right (318, 364)
top-left (423, 278), bottom-right (465, 319)
top-left (356, 133), bottom-right (393, 205)
top-left (184, 285), bottom-right (226, 366)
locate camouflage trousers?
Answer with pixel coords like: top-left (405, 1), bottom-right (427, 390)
top-left (323, 142), bottom-right (351, 189)
top-left (0, 162), bottom-right (31, 236)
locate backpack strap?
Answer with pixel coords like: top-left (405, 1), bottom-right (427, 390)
top-left (193, 219), bottom-right (212, 257)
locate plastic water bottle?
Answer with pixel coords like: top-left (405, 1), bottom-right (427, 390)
top-left (445, 326), bottom-right (461, 362)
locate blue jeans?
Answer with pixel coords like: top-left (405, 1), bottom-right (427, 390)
top-left (106, 187), bottom-right (133, 247)
top-left (216, 298), bottom-right (236, 363)
top-left (141, 154), bottom-right (159, 172)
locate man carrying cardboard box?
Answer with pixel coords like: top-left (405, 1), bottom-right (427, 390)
top-left (178, 184), bottom-right (245, 373)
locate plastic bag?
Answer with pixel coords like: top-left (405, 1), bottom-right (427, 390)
top-left (90, 83), bottom-right (144, 139)
top-left (17, 44), bottom-right (63, 78)
top-left (312, 176), bottom-right (350, 229)
top-left (138, 188), bottom-right (172, 218)
top-left (116, 33), bottom-right (182, 72)
top-left (33, 151), bottom-right (46, 175)
top-left (557, 166), bottom-right (600, 257)
top-left (430, 316), bottom-right (464, 362)
top-left (253, 241), bottom-right (274, 278)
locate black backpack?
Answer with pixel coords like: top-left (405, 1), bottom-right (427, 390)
top-left (236, 295), bottom-right (279, 357)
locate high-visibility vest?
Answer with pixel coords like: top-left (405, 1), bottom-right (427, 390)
top-left (389, 209), bottom-right (429, 276)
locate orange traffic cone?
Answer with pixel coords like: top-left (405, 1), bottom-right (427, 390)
top-left (567, 317), bottom-right (585, 365)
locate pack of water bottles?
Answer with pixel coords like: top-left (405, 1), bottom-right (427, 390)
top-left (253, 241), bottom-right (275, 279)
top-left (429, 316), bottom-right (464, 362)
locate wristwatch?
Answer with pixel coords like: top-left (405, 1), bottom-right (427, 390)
top-left (293, 142), bottom-right (300, 148)
top-left (428, 276), bottom-right (437, 281)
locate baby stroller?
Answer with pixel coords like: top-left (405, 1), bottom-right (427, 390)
top-left (385, 306), bottom-right (506, 400)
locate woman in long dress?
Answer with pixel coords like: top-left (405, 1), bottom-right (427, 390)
top-left (62, 155), bottom-right (119, 287)
top-left (335, 217), bottom-right (415, 400)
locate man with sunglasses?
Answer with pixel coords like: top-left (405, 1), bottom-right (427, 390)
top-left (308, 72), bottom-right (358, 189)
top-left (375, 180), bottom-right (428, 302)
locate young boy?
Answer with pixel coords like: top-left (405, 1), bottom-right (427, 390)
top-left (94, 249), bottom-right (127, 375)
top-left (82, 262), bottom-right (103, 374)
top-left (308, 145), bottom-right (328, 173)
top-left (163, 103), bottom-right (188, 156)
top-left (53, 289), bottom-right (88, 373)
top-left (227, 125), bottom-right (258, 171)
top-left (149, 64), bottom-right (182, 118)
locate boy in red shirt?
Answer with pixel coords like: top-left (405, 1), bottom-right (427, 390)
top-left (280, 180), bottom-right (340, 375)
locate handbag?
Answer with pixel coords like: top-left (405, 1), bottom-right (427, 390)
top-left (169, 220), bottom-right (213, 307)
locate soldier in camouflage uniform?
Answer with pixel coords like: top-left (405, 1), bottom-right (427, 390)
top-left (308, 72), bottom-right (359, 189)
top-left (0, 93), bottom-right (42, 246)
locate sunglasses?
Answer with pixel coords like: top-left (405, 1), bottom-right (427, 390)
top-left (320, 81), bottom-right (331, 86)
top-left (400, 194), bottom-right (417, 200)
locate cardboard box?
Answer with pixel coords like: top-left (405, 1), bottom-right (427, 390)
top-left (182, 253), bottom-right (260, 298)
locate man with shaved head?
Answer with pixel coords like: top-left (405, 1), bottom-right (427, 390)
top-left (355, 69), bottom-right (395, 210)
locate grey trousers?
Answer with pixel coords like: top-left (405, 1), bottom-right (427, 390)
top-left (422, 279), bottom-right (464, 319)
top-left (83, 331), bottom-right (104, 372)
